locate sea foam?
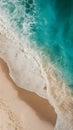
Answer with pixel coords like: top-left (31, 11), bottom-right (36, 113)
top-left (0, 0), bottom-right (73, 88)
top-left (0, 1), bottom-right (73, 130)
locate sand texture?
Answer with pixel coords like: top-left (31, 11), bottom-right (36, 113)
top-left (0, 59), bottom-right (56, 130)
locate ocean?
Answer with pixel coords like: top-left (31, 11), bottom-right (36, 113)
top-left (0, 0), bottom-right (73, 89)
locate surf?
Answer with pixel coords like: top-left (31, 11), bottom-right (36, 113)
top-left (0, 0), bottom-right (73, 89)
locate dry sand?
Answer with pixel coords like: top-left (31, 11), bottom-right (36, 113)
top-left (0, 58), bottom-right (56, 130)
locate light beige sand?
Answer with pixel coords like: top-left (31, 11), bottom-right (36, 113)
top-left (0, 58), bottom-right (56, 130)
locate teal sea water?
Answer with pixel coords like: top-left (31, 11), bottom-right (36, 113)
top-left (0, 0), bottom-right (73, 88)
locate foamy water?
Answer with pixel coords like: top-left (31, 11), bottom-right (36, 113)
top-left (0, 1), bottom-right (73, 130)
top-left (0, 0), bottom-right (73, 88)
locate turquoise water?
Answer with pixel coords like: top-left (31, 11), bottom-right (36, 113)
top-left (0, 0), bottom-right (73, 88)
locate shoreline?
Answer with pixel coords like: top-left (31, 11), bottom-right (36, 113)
top-left (0, 58), bottom-right (56, 129)
top-left (0, 12), bottom-right (73, 130)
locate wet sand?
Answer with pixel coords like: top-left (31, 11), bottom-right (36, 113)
top-left (0, 58), bottom-right (56, 130)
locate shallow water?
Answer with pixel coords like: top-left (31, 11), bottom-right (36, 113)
top-left (0, 0), bottom-right (73, 88)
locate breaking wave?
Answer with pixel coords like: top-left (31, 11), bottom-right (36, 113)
top-left (0, 0), bottom-right (73, 89)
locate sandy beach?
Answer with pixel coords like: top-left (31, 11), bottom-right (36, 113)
top-left (0, 58), bottom-right (56, 130)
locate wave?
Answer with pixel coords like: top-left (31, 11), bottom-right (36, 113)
top-left (0, 0), bottom-right (73, 89)
top-left (0, 0), bottom-right (36, 37)
top-left (0, 1), bottom-right (73, 130)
